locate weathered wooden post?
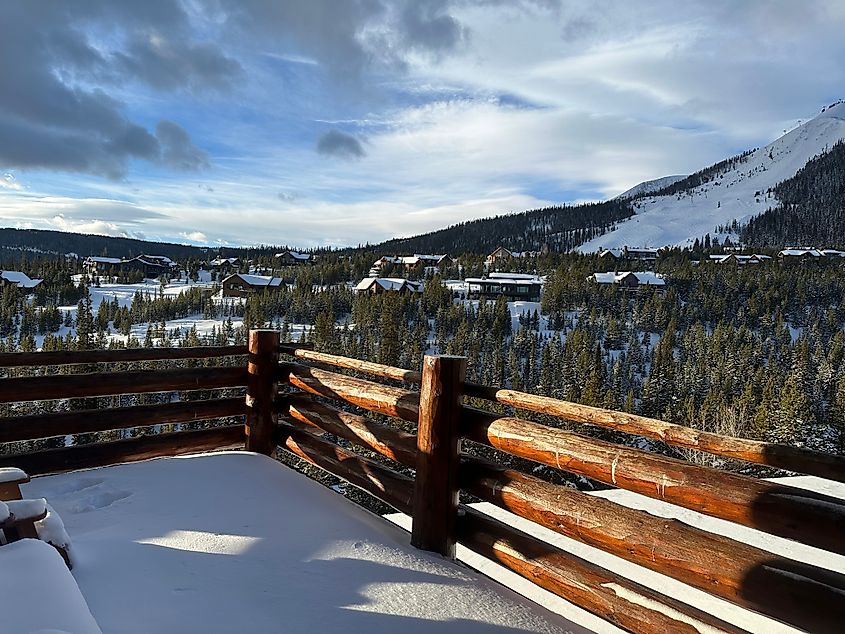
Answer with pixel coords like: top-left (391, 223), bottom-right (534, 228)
top-left (245, 329), bottom-right (280, 455)
top-left (411, 355), bottom-right (467, 558)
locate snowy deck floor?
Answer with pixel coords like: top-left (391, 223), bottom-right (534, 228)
top-left (22, 452), bottom-right (580, 634)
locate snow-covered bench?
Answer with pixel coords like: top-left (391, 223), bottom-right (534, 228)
top-left (1, 468), bottom-right (73, 567)
top-left (0, 467), bottom-right (29, 500)
top-left (0, 539), bottom-right (101, 633)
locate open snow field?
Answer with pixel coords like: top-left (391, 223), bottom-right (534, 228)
top-left (23, 452), bottom-right (581, 634)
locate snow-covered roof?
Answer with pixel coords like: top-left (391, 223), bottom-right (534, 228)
top-left (84, 256), bottom-right (122, 264)
top-left (1, 270), bottom-right (43, 289)
top-left (355, 277), bottom-right (422, 292)
top-left (228, 273), bottom-right (283, 287)
top-left (709, 254), bottom-right (773, 264)
top-left (779, 248), bottom-right (823, 257)
top-left (210, 257), bottom-right (240, 266)
top-left (140, 255), bottom-right (176, 266)
top-left (275, 251), bottom-right (312, 260)
top-left (488, 272), bottom-right (541, 281)
top-left (465, 277), bottom-right (543, 286)
top-left (591, 271), bottom-right (666, 286)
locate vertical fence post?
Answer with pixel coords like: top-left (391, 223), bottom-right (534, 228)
top-left (245, 329), bottom-right (280, 455)
top-left (411, 354), bottom-right (467, 558)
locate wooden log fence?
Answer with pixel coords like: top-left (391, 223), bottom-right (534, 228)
top-left (0, 398), bottom-right (245, 444)
top-left (0, 425), bottom-right (244, 476)
top-left (461, 457), bottom-right (845, 631)
top-left (456, 507), bottom-right (746, 634)
top-left (277, 343), bottom-right (845, 482)
top-left (0, 345), bottom-right (247, 368)
top-left (272, 342), bottom-right (844, 633)
top-left (0, 366), bottom-right (248, 404)
top-left (462, 408), bottom-right (845, 556)
top-left (1, 335), bottom-right (842, 632)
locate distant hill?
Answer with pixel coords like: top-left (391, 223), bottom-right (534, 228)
top-left (0, 227), bottom-right (214, 261)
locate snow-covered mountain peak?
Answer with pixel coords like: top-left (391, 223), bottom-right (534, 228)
top-left (579, 102), bottom-right (845, 251)
top-left (616, 175), bottom-right (688, 199)
top-left (815, 100), bottom-right (845, 120)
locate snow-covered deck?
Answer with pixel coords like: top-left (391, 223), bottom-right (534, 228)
top-left (20, 452), bottom-right (579, 634)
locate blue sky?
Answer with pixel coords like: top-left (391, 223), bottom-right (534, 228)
top-left (1, 0), bottom-right (844, 248)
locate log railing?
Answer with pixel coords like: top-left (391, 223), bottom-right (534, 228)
top-left (0, 344), bottom-right (249, 475)
top-left (0, 333), bottom-right (843, 633)
top-left (274, 341), bottom-right (845, 634)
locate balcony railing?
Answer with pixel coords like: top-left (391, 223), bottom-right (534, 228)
top-left (0, 329), bottom-right (843, 633)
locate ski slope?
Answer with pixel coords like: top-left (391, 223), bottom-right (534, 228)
top-left (581, 102), bottom-right (845, 250)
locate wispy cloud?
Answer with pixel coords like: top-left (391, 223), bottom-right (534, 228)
top-left (1, 1), bottom-right (843, 247)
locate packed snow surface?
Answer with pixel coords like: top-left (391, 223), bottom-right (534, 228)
top-left (582, 102), bottom-right (845, 250)
top-left (23, 452), bottom-right (578, 634)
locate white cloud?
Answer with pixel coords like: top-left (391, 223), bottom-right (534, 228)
top-left (181, 231), bottom-right (208, 242)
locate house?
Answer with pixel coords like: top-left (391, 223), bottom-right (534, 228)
top-left (84, 255), bottom-right (178, 278)
top-left (0, 271), bottom-right (43, 292)
top-left (221, 273), bottom-right (285, 298)
top-left (708, 254), bottom-right (772, 265)
top-left (208, 257), bottom-right (241, 271)
top-left (465, 273), bottom-right (543, 302)
top-left (275, 251), bottom-right (314, 266)
top-left (83, 256), bottom-right (123, 275)
top-left (778, 248), bottom-right (823, 264)
top-left (485, 247), bottom-right (538, 266)
top-left (371, 254), bottom-right (452, 276)
top-left (591, 271), bottom-right (666, 292)
top-left (354, 277), bottom-right (423, 295)
top-left (599, 247), bottom-right (659, 262)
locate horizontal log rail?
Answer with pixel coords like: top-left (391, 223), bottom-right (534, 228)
top-left (0, 366), bottom-right (248, 404)
top-left (0, 425), bottom-right (244, 476)
top-left (278, 362), bottom-right (420, 423)
top-left (462, 408), bottom-right (845, 555)
top-left (0, 345), bottom-right (247, 368)
top-left (280, 346), bottom-right (423, 383)
top-left (280, 394), bottom-right (417, 468)
top-left (0, 398), bottom-right (245, 444)
top-left (275, 420), bottom-right (414, 514)
top-left (461, 457), bottom-right (845, 632)
top-left (456, 507), bottom-right (746, 634)
top-left (276, 344), bottom-right (844, 482)
top-left (464, 382), bottom-right (845, 483)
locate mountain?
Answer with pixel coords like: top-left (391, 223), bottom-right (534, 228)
top-left (370, 200), bottom-right (633, 256)
top-left (615, 175), bottom-right (687, 199)
top-left (741, 139), bottom-right (845, 247)
top-left (578, 101), bottom-right (845, 251)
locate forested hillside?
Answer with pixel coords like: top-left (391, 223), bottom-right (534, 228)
top-left (0, 228), bottom-right (213, 260)
top-left (741, 141), bottom-right (845, 247)
top-left (372, 200), bottom-right (634, 255)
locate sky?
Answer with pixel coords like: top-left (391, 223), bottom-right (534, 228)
top-left (1, 0), bottom-right (844, 249)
